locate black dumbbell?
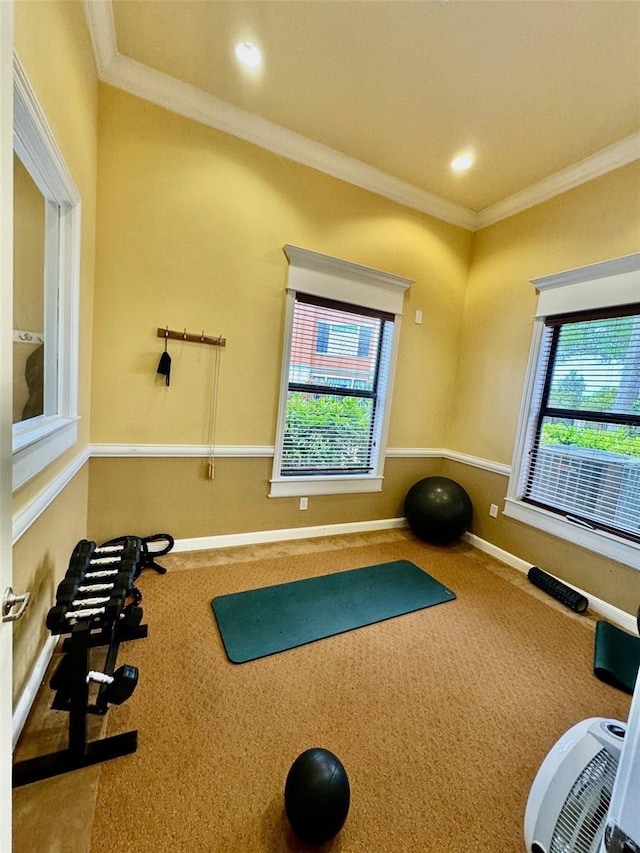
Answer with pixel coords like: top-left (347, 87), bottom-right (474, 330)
top-left (66, 558), bottom-right (123, 580)
top-left (56, 570), bottom-right (132, 606)
top-left (90, 664), bottom-right (139, 706)
top-left (67, 540), bottom-right (96, 573)
top-left (66, 555), bottom-right (137, 583)
top-left (93, 539), bottom-right (141, 569)
top-left (46, 590), bottom-right (127, 633)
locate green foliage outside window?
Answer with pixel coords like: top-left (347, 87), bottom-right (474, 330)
top-left (283, 393), bottom-right (372, 470)
top-left (541, 422), bottom-right (640, 457)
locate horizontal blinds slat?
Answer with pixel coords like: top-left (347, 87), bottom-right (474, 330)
top-left (289, 298), bottom-right (383, 394)
top-left (547, 314), bottom-right (640, 417)
top-left (296, 291), bottom-right (395, 323)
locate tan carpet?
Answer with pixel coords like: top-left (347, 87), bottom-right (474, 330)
top-left (78, 530), bottom-right (630, 853)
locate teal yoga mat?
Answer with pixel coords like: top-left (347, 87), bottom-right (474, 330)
top-left (594, 620), bottom-right (640, 695)
top-left (211, 559), bottom-right (456, 664)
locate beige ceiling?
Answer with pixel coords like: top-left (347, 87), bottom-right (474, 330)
top-left (107, 0), bottom-right (640, 216)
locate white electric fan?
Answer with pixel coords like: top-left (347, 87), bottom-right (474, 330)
top-left (525, 677), bottom-right (640, 853)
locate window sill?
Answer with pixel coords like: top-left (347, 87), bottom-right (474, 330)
top-left (503, 497), bottom-right (639, 571)
top-left (269, 475), bottom-right (384, 498)
top-left (13, 416), bottom-right (79, 490)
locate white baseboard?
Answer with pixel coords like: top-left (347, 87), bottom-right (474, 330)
top-left (175, 519), bottom-right (636, 632)
top-left (173, 517), bottom-right (408, 552)
top-left (174, 521), bottom-right (636, 633)
top-left (464, 532), bottom-right (638, 634)
top-left (12, 633), bottom-right (57, 750)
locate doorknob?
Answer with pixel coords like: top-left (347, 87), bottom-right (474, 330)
top-left (2, 587), bottom-right (31, 623)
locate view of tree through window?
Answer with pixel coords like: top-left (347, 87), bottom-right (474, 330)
top-left (281, 295), bottom-right (393, 475)
top-left (526, 308), bottom-right (640, 540)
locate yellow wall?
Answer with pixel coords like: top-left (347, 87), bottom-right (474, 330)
top-left (449, 162), bottom-right (640, 464)
top-left (12, 0), bottom-right (98, 702)
top-left (91, 85), bottom-right (472, 449)
top-left (444, 163), bottom-right (640, 610)
top-left (87, 85), bottom-right (640, 613)
top-left (87, 85), bottom-right (472, 544)
top-left (12, 467), bottom-right (89, 705)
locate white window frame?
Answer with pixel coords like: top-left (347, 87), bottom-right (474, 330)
top-left (505, 253), bottom-right (640, 570)
top-left (12, 57), bottom-right (80, 490)
top-left (270, 245), bottom-right (412, 498)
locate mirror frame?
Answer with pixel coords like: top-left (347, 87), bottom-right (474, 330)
top-left (12, 56), bottom-right (80, 491)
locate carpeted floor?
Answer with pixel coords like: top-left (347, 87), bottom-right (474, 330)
top-left (13, 530), bottom-right (631, 852)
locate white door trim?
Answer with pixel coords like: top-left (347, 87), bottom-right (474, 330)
top-left (0, 1), bottom-right (16, 846)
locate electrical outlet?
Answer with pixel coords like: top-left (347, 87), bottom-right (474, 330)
top-left (489, 504), bottom-right (499, 518)
top-left (299, 497), bottom-right (308, 510)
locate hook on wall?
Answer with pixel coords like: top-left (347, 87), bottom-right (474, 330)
top-left (156, 328), bottom-right (226, 347)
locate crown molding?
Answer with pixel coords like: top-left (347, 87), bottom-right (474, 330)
top-left (102, 53), bottom-right (477, 231)
top-left (84, 1), bottom-right (640, 233)
top-left (476, 132), bottom-right (640, 230)
top-left (81, 0), bottom-right (116, 76)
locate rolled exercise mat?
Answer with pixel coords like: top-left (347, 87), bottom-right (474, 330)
top-left (527, 566), bottom-right (588, 613)
top-left (594, 620), bottom-right (640, 695)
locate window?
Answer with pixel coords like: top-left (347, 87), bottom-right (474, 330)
top-left (282, 293), bottom-right (393, 476)
top-left (12, 59), bottom-right (81, 490)
top-left (270, 245), bottom-right (412, 497)
top-left (506, 253), bottom-right (640, 568)
top-left (315, 321), bottom-right (372, 358)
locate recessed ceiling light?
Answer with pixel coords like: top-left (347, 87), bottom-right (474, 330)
top-left (234, 41), bottom-right (262, 69)
top-left (450, 153), bottom-right (474, 172)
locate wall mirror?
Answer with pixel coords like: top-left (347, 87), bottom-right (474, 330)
top-left (13, 149), bottom-right (47, 425)
top-left (12, 57), bottom-right (80, 491)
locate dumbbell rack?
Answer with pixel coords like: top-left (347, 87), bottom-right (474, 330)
top-left (13, 538), bottom-right (147, 787)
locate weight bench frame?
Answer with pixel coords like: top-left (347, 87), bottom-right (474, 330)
top-left (13, 616), bottom-right (146, 787)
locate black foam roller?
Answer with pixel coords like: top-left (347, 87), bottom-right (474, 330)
top-left (527, 566), bottom-right (588, 613)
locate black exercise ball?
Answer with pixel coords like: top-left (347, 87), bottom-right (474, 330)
top-left (404, 476), bottom-right (472, 544)
top-left (284, 748), bottom-right (350, 844)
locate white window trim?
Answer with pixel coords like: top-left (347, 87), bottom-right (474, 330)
top-left (270, 245), bottom-right (412, 498)
top-left (505, 253), bottom-right (640, 570)
top-left (12, 56), bottom-right (81, 490)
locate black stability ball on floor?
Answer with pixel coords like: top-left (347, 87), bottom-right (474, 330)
top-left (404, 476), bottom-right (472, 544)
top-left (284, 748), bottom-right (350, 845)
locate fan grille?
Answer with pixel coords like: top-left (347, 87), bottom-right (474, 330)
top-left (549, 747), bottom-right (618, 853)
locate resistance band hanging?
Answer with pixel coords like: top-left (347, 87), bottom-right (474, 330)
top-left (154, 327), bottom-right (225, 480)
top-left (207, 339), bottom-right (222, 480)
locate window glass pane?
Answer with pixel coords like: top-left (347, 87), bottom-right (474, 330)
top-left (281, 294), bottom-right (394, 477)
top-left (550, 315), bottom-right (640, 416)
top-left (528, 419), bottom-right (640, 536)
top-left (525, 309), bottom-right (640, 540)
top-left (289, 301), bottom-right (382, 394)
top-left (282, 392), bottom-right (374, 473)
top-left (13, 152), bottom-right (46, 424)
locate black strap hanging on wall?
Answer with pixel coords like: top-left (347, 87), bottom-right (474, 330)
top-left (155, 327), bottom-right (226, 388)
top-left (157, 328), bottom-right (171, 386)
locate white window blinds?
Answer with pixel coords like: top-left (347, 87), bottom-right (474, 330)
top-left (524, 306), bottom-right (640, 542)
top-left (281, 293), bottom-right (394, 476)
